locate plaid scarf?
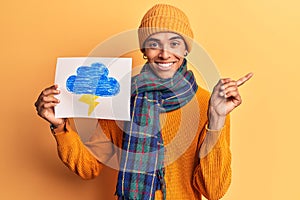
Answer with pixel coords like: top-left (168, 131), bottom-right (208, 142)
top-left (116, 59), bottom-right (198, 200)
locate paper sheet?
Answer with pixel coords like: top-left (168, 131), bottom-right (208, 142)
top-left (54, 57), bottom-right (132, 121)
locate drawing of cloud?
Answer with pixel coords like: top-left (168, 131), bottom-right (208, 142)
top-left (66, 62), bottom-right (120, 96)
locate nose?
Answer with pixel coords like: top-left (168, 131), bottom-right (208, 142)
top-left (158, 48), bottom-right (171, 59)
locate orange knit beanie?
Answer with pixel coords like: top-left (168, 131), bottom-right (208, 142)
top-left (138, 4), bottom-right (194, 52)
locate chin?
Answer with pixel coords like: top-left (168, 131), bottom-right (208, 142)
top-left (155, 71), bottom-right (176, 79)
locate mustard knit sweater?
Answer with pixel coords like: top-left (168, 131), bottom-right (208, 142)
top-left (53, 86), bottom-right (231, 200)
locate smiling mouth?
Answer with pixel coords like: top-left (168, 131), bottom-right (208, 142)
top-left (155, 62), bottom-right (176, 70)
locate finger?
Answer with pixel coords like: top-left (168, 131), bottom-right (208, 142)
top-left (236, 72), bottom-right (253, 87)
top-left (35, 95), bottom-right (59, 110)
top-left (36, 101), bottom-right (58, 116)
top-left (41, 85), bottom-right (60, 96)
top-left (220, 78), bottom-right (232, 84)
top-left (225, 90), bottom-right (242, 105)
top-left (221, 80), bottom-right (237, 90)
top-left (213, 78), bottom-right (231, 93)
top-left (220, 85), bottom-right (238, 97)
top-left (42, 95), bottom-right (60, 104)
top-left (42, 102), bottom-right (59, 109)
top-left (221, 90), bottom-right (242, 107)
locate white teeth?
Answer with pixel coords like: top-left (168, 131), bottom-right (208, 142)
top-left (157, 63), bottom-right (173, 67)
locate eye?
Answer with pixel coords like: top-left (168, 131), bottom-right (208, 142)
top-left (170, 41), bottom-right (181, 48)
top-left (146, 41), bottom-right (160, 49)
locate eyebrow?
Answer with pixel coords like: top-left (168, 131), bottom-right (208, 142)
top-left (146, 36), bottom-right (184, 43)
top-left (169, 36), bottom-right (184, 41)
top-left (145, 38), bottom-right (160, 43)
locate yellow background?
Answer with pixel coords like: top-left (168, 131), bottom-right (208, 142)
top-left (1, 0), bottom-right (299, 199)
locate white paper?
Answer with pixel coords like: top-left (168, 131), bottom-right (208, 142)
top-left (54, 57), bottom-right (132, 121)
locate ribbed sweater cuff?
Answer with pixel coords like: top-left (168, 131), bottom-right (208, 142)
top-left (53, 123), bottom-right (79, 147)
top-left (210, 125), bottom-right (228, 149)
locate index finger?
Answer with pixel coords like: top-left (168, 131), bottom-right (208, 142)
top-left (236, 72), bottom-right (253, 87)
top-left (41, 84), bottom-right (60, 96)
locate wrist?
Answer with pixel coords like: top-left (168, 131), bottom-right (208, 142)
top-left (50, 119), bottom-right (67, 134)
top-left (207, 117), bottom-right (225, 130)
top-left (208, 108), bottom-right (226, 130)
top-left (205, 124), bottom-right (224, 132)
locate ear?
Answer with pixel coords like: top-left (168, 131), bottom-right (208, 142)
top-left (184, 50), bottom-right (188, 57)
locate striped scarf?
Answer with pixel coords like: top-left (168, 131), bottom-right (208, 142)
top-left (116, 59), bottom-right (198, 200)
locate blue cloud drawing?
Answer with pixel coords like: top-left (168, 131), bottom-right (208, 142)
top-left (66, 62), bottom-right (120, 96)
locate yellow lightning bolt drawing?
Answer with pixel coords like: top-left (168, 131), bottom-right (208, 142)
top-left (79, 94), bottom-right (99, 116)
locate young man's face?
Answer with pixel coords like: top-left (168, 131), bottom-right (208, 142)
top-left (143, 32), bottom-right (187, 79)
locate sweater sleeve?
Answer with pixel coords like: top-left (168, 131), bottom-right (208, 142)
top-left (193, 116), bottom-right (232, 200)
top-left (53, 120), bottom-right (117, 180)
